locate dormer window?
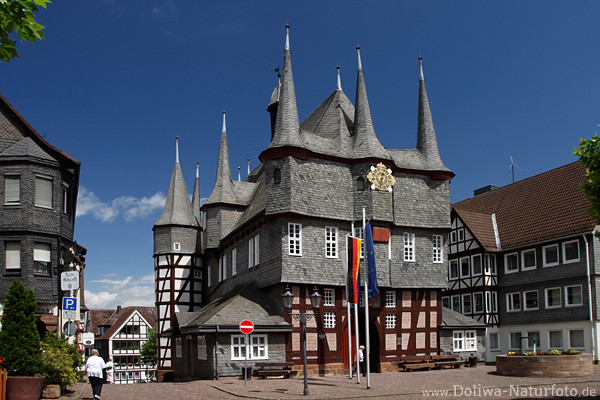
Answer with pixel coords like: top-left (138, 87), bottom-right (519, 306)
top-left (173, 242), bottom-right (181, 251)
top-left (356, 177), bottom-right (365, 192)
top-left (274, 168), bottom-right (281, 184)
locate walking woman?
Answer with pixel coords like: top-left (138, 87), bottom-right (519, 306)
top-left (86, 349), bottom-right (106, 400)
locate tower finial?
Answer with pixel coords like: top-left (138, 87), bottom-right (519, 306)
top-left (356, 45), bottom-right (362, 71)
top-left (419, 56), bottom-right (424, 81)
top-left (285, 24), bottom-right (290, 51)
top-left (196, 161), bottom-right (199, 178)
top-left (175, 136), bottom-right (179, 164)
top-left (336, 66), bottom-right (342, 91)
top-left (247, 157), bottom-right (250, 175)
top-left (222, 110), bottom-right (226, 133)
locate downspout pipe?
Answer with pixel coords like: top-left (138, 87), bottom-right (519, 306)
top-left (583, 234), bottom-right (597, 363)
top-left (215, 325), bottom-right (220, 379)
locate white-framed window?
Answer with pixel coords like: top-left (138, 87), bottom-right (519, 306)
top-left (207, 264), bottom-right (211, 287)
top-left (507, 292), bottom-right (521, 312)
top-left (197, 335), bottom-right (207, 360)
top-left (521, 249), bottom-right (536, 271)
top-left (523, 290), bottom-right (538, 310)
top-left (489, 332), bottom-right (500, 351)
top-left (403, 233), bottom-right (415, 262)
top-left (442, 296), bottom-right (450, 309)
top-left (471, 254), bottom-right (482, 276)
top-left (62, 185), bottom-right (69, 214)
top-left (525, 331), bottom-right (540, 350)
top-left (491, 291), bottom-right (498, 312)
top-left (460, 257), bottom-right (470, 278)
top-left (254, 235), bottom-right (260, 266)
top-left (569, 329), bottom-right (584, 349)
top-left (562, 240), bottom-right (580, 264)
top-left (543, 244), bottom-right (559, 267)
top-left (450, 230), bottom-right (456, 244)
top-left (457, 229), bottom-right (464, 241)
top-left (325, 227), bottom-right (338, 258)
top-left (251, 335), bottom-right (268, 359)
top-left (509, 332), bottom-right (522, 350)
top-left (173, 242), bottom-right (181, 251)
top-left (462, 293), bottom-right (472, 314)
top-left (545, 287), bottom-right (561, 309)
top-left (385, 291), bottom-right (396, 308)
top-left (323, 312), bottom-right (336, 328)
top-left (33, 242), bottom-right (51, 275)
top-left (449, 259), bottom-right (459, 280)
top-left (4, 175), bottom-right (20, 204)
top-left (465, 330), bottom-right (477, 351)
top-left (473, 292), bottom-right (483, 314)
top-left (453, 330), bottom-right (464, 351)
top-left (549, 330), bottom-right (563, 349)
top-left (288, 223), bottom-right (302, 256)
top-left (323, 288), bottom-right (335, 306)
top-left (194, 269), bottom-right (202, 279)
top-left (231, 335), bottom-right (246, 360)
top-left (385, 314), bottom-right (396, 329)
top-left (5, 241), bottom-right (21, 270)
top-left (486, 291), bottom-right (498, 313)
top-left (231, 249), bottom-right (237, 276)
top-left (219, 254), bottom-right (227, 281)
top-left (175, 337), bottom-right (182, 358)
top-left (451, 295), bottom-right (461, 312)
top-left (565, 285), bottom-right (583, 307)
top-left (35, 175), bottom-right (53, 208)
top-left (432, 234), bottom-right (443, 263)
top-left (248, 235), bottom-right (260, 268)
top-left (484, 254), bottom-right (497, 275)
top-left (504, 252), bottom-right (519, 274)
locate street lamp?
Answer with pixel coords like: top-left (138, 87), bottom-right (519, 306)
top-left (282, 285), bottom-right (321, 396)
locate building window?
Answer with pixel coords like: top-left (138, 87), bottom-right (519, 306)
top-left (509, 332), bottom-right (522, 350)
top-left (543, 244), bottom-right (559, 267)
top-left (451, 295), bottom-right (461, 312)
top-left (4, 175), bottom-right (20, 204)
top-left (491, 291), bottom-right (498, 312)
top-left (569, 330), bottom-right (584, 348)
top-left (507, 292), bottom-right (520, 312)
top-left (219, 254), bottom-right (227, 282)
top-left (465, 331), bottom-right (477, 351)
top-left (523, 290), bottom-right (538, 310)
top-left (453, 331), bottom-right (464, 351)
top-left (175, 337), bottom-right (182, 358)
top-left (545, 287), bottom-right (561, 309)
top-left (504, 252), bottom-right (518, 274)
top-left (562, 240), bottom-right (580, 264)
top-left (5, 241), bottom-right (21, 271)
top-left (323, 312), bottom-right (336, 328)
top-left (251, 335), bottom-right (268, 359)
top-left (194, 269), bottom-right (202, 279)
top-left (385, 291), bottom-right (396, 307)
top-left (471, 254), bottom-right (482, 276)
top-left (457, 229), bottom-right (464, 241)
top-left (173, 242), bottom-right (181, 251)
top-left (565, 285), bottom-right (582, 307)
top-left (288, 223), bottom-right (302, 256)
top-left (323, 288), bottom-right (335, 306)
top-left (354, 227), bottom-right (364, 258)
top-left (385, 314), bottom-right (396, 329)
top-left (473, 292), bottom-right (483, 314)
top-left (35, 175), bottom-right (53, 208)
top-left (403, 233), bottom-right (415, 262)
top-left (462, 293), bottom-right (472, 314)
top-left (33, 243), bottom-right (51, 275)
top-left (207, 265), bottom-right (211, 287)
top-left (460, 257), bottom-right (470, 278)
top-left (525, 331), bottom-right (540, 350)
top-left (489, 333), bottom-right (500, 351)
top-left (231, 249), bottom-right (237, 276)
top-left (449, 259), bottom-right (459, 280)
top-left (432, 235), bottom-right (443, 263)
top-left (450, 230), bottom-right (456, 244)
top-left (62, 185), bottom-right (70, 214)
top-left (273, 168), bottom-right (281, 184)
top-left (549, 331), bottom-right (563, 349)
top-left (356, 177), bottom-right (365, 192)
top-left (325, 227), bottom-right (338, 258)
top-left (249, 235), bottom-right (260, 268)
top-left (442, 296), bottom-right (450, 309)
top-left (231, 335), bottom-right (246, 360)
top-left (521, 249), bottom-right (536, 271)
top-left (484, 254), bottom-right (497, 275)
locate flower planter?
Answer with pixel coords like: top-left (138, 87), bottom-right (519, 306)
top-left (496, 354), bottom-right (593, 377)
top-left (6, 376), bottom-right (46, 400)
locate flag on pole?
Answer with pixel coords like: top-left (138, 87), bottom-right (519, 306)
top-left (347, 236), bottom-right (362, 304)
top-left (365, 222), bottom-right (379, 299)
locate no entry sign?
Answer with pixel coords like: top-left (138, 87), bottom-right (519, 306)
top-left (239, 320), bottom-right (254, 335)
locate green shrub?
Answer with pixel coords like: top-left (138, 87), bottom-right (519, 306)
top-left (41, 332), bottom-right (82, 386)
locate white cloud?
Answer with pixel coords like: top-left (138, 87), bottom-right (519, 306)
top-left (85, 274), bottom-right (155, 309)
top-left (76, 187), bottom-right (165, 223)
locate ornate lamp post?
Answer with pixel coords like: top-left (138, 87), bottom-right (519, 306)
top-left (282, 285), bottom-right (322, 396)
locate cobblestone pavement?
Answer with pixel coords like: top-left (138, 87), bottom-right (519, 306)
top-left (60, 365), bottom-right (600, 399)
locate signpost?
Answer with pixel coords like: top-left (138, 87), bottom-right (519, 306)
top-left (61, 271), bottom-right (80, 291)
top-left (239, 320), bottom-right (254, 386)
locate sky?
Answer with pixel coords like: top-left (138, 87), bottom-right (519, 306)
top-left (2, 0), bottom-right (599, 309)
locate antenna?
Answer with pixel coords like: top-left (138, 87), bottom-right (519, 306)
top-left (508, 156), bottom-right (521, 183)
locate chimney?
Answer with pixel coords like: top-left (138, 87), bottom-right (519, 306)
top-left (474, 185), bottom-right (499, 197)
top-left (116, 305), bottom-right (121, 313)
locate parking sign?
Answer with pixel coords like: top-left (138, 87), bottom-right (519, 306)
top-left (62, 297), bottom-right (77, 311)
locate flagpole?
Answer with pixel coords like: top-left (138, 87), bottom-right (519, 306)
top-left (344, 243), bottom-right (353, 379)
top-left (363, 207), bottom-right (371, 389)
top-left (352, 224), bottom-right (360, 384)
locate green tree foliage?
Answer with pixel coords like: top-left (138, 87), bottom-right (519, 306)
top-left (0, 280), bottom-right (43, 376)
top-left (140, 328), bottom-right (157, 366)
top-left (574, 135), bottom-right (600, 237)
top-left (0, 0), bottom-right (50, 62)
top-left (41, 332), bottom-right (82, 386)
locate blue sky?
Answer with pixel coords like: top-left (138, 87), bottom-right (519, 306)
top-left (2, 1), bottom-right (599, 309)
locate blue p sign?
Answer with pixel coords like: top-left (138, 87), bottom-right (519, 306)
top-left (63, 297), bottom-right (77, 311)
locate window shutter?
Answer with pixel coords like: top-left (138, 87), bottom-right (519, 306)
top-left (35, 176), bottom-right (53, 208)
top-left (6, 242), bottom-right (21, 268)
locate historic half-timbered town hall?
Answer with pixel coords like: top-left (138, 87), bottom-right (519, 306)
top-left (153, 26), bottom-right (454, 380)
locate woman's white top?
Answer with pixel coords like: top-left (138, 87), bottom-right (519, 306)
top-left (85, 355), bottom-right (106, 378)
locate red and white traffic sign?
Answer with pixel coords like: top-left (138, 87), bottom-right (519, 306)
top-left (239, 320), bottom-right (254, 335)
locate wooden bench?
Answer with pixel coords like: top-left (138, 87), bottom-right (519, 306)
top-left (431, 354), bottom-right (460, 362)
top-left (254, 362), bottom-right (298, 379)
top-left (434, 360), bottom-right (464, 369)
top-left (401, 362), bottom-right (436, 372)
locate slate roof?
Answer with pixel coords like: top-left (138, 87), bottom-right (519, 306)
top-left (175, 287), bottom-right (290, 334)
top-left (155, 160), bottom-right (199, 227)
top-left (452, 162), bottom-right (595, 250)
top-left (89, 306), bottom-right (156, 340)
top-left (440, 307), bottom-right (486, 329)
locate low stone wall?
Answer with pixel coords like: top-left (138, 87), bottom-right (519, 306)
top-left (496, 354), bottom-right (593, 377)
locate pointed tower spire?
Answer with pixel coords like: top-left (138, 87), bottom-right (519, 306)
top-left (336, 66), bottom-right (342, 91)
top-left (155, 137), bottom-right (198, 227)
top-left (191, 161), bottom-right (201, 223)
top-left (267, 24), bottom-right (303, 149)
top-left (352, 46), bottom-right (387, 159)
top-left (204, 112), bottom-right (238, 206)
top-left (416, 57), bottom-right (445, 169)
